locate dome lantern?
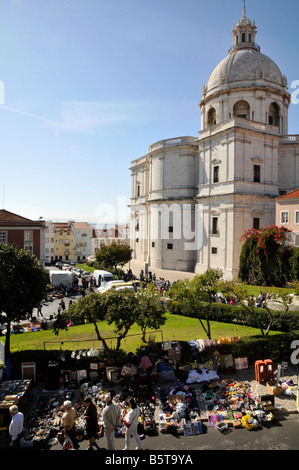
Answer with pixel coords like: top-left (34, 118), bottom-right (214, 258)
top-left (230, 4), bottom-right (259, 54)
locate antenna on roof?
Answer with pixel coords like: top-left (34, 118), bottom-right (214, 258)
top-left (2, 185), bottom-right (4, 209)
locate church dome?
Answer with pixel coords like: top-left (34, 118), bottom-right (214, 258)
top-left (205, 48), bottom-right (285, 98)
top-left (202, 7), bottom-right (288, 101)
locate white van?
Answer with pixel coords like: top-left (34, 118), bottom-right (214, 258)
top-left (93, 270), bottom-right (115, 287)
top-left (49, 270), bottom-right (76, 287)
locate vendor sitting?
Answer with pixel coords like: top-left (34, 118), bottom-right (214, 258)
top-left (121, 361), bottom-right (137, 385)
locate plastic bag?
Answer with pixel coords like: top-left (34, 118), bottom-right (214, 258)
top-left (63, 436), bottom-right (73, 450)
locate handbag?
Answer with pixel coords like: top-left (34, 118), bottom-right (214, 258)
top-left (63, 436), bottom-right (73, 450)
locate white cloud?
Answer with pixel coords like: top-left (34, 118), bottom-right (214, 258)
top-left (0, 101), bottom-right (149, 134)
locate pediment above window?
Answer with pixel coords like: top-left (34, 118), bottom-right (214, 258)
top-left (251, 156), bottom-right (263, 164)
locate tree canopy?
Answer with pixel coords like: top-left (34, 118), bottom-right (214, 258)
top-left (0, 243), bottom-right (49, 361)
top-left (169, 268), bottom-right (230, 339)
top-left (54, 286), bottom-right (166, 350)
top-left (231, 282), bottom-right (299, 336)
top-left (94, 242), bottom-right (133, 277)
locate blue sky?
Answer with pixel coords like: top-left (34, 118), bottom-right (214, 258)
top-left (0, 0), bottom-right (298, 224)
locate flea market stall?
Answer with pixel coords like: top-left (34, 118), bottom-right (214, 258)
top-left (0, 338), bottom-right (298, 449)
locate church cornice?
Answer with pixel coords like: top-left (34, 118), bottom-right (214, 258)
top-left (195, 192), bottom-right (278, 202)
top-left (200, 84), bottom-right (291, 108)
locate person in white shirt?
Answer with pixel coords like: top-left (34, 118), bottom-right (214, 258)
top-left (123, 398), bottom-right (143, 451)
top-left (9, 405), bottom-right (24, 449)
top-left (102, 394), bottom-right (121, 450)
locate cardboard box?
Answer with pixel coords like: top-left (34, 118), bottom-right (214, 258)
top-left (266, 381), bottom-right (283, 396)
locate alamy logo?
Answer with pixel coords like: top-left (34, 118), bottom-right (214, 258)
top-left (291, 81), bottom-right (299, 105)
top-left (290, 340), bottom-right (299, 365)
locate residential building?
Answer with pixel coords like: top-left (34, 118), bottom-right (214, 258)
top-left (91, 224), bottom-right (130, 255)
top-left (0, 209), bottom-right (46, 263)
top-left (53, 222), bottom-right (75, 262)
top-left (44, 221), bottom-right (55, 264)
top-left (70, 222), bottom-right (93, 262)
top-left (276, 189), bottom-right (299, 247)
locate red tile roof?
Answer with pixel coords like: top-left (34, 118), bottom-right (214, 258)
top-left (0, 210), bottom-right (42, 226)
top-left (277, 189), bottom-right (299, 200)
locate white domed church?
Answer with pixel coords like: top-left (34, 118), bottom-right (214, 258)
top-left (129, 7), bottom-right (299, 279)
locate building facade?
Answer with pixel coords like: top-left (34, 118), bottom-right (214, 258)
top-left (53, 222), bottom-right (75, 262)
top-left (129, 7), bottom-right (299, 279)
top-left (276, 189), bottom-right (299, 247)
top-left (0, 209), bottom-right (46, 263)
top-left (70, 222), bottom-right (93, 262)
top-left (45, 221), bottom-right (55, 264)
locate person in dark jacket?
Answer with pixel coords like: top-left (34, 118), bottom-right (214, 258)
top-left (83, 396), bottom-right (100, 450)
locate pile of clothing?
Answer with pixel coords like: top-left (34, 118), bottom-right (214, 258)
top-left (186, 368), bottom-right (219, 384)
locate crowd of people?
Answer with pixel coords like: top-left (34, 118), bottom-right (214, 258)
top-left (6, 350), bottom-right (156, 451)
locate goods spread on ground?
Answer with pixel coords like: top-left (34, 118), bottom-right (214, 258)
top-left (1, 339), bottom-right (297, 449)
top-left (13, 374), bottom-right (292, 449)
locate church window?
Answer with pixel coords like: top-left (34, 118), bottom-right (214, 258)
top-left (233, 100), bottom-right (250, 119)
top-left (211, 247), bottom-right (217, 255)
top-left (249, 33), bottom-right (251, 43)
top-left (168, 226), bottom-right (173, 233)
top-left (152, 242), bottom-right (155, 247)
top-left (253, 218), bottom-right (260, 230)
top-left (212, 217), bottom-right (218, 235)
top-left (268, 103), bottom-right (280, 126)
top-left (137, 185), bottom-right (140, 197)
top-left (207, 108), bottom-right (217, 126)
top-left (167, 243), bottom-right (173, 250)
top-left (242, 33), bottom-right (246, 42)
top-left (281, 211), bottom-right (289, 224)
top-left (213, 166), bottom-right (219, 183)
top-left (253, 165), bottom-right (261, 183)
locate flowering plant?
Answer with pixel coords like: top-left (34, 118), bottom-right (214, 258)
top-left (240, 225), bottom-right (291, 256)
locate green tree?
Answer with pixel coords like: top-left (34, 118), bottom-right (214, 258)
top-left (105, 289), bottom-right (140, 350)
top-left (53, 292), bottom-right (109, 349)
top-left (136, 284), bottom-right (166, 343)
top-left (169, 268), bottom-right (229, 339)
top-left (291, 248), bottom-right (299, 281)
top-left (0, 243), bottom-right (49, 364)
top-left (232, 282), bottom-right (297, 336)
top-left (94, 242), bottom-right (133, 278)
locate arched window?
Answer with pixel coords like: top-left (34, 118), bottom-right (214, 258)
top-left (268, 102), bottom-right (280, 126)
top-left (207, 107), bottom-right (217, 126)
top-left (233, 100), bottom-right (250, 119)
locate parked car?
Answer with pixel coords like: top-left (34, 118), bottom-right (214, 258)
top-left (81, 271), bottom-right (93, 279)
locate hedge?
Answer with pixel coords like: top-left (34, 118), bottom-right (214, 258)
top-left (168, 300), bottom-right (299, 333)
top-left (8, 330), bottom-right (299, 382)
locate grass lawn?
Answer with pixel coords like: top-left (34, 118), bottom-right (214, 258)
top-left (2, 313), bottom-right (281, 354)
top-left (245, 285), bottom-right (294, 297)
top-left (75, 263), bottom-right (95, 273)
